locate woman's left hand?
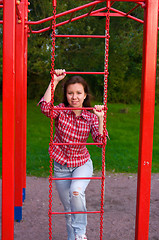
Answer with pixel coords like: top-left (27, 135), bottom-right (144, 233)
top-left (93, 105), bottom-right (104, 118)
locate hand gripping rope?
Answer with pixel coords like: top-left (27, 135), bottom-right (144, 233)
top-left (49, 1), bottom-right (110, 239)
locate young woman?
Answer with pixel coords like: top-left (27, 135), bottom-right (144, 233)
top-left (39, 69), bottom-right (108, 240)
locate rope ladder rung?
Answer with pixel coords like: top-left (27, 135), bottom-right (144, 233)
top-left (51, 142), bottom-right (104, 146)
top-left (55, 34), bottom-right (107, 38)
top-left (50, 210), bottom-right (101, 215)
top-left (65, 71), bottom-right (105, 75)
top-left (50, 176), bottom-right (104, 181)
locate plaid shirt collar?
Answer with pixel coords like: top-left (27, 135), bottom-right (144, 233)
top-left (65, 107), bottom-right (91, 122)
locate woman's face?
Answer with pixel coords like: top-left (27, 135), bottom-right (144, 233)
top-left (66, 83), bottom-right (86, 108)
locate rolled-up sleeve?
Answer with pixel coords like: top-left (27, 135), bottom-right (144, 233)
top-left (38, 98), bottom-right (64, 119)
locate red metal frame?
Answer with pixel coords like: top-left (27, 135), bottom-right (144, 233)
top-left (2, 0), bottom-right (16, 239)
top-left (25, 1), bottom-right (146, 34)
top-left (1, 0), bottom-right (159, 240)
top-left (22, 0), bottom-right (28, 202)
top-left (14, 0), bottom-right (28, 220)
top-left (14, 0), bottom-right (24, 221)
top-left (135, 0), bottom-right (158, 239)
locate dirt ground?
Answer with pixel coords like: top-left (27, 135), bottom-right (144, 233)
top-left (0, 173), bottom-right (159, 240)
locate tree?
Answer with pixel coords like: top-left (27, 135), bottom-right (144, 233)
top-left (108, 2), bottom-right (143, 103)
top-left (26, 1), bottom-right (156, 103)
top-left (1, 1), bottom-right (157, 103)
top-left (28, 0), bottom-right (107, 101)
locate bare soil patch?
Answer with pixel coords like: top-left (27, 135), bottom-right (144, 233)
top-left (1, 173), bottom-right (159, 239)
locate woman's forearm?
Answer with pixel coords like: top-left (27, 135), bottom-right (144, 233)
top-left (43, 80), bottom-right (58, 102)
top-left (98, 116), bottom-right (103, 135)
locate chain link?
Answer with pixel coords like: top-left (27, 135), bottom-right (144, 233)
top-left (100, 7), bottom-right (110, 240)
top-left (49, 4), bottom-right (56, 240)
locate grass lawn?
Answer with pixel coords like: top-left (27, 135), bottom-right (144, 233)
top-left (0, 101), bottom-right (159, 177)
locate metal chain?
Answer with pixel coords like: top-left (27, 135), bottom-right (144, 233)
top-left (100, 7), bottom-right (110, 240)
top-left (49, 2), bottom-right (109, 239)
top-left (49, 2), bottom-right (56, 240)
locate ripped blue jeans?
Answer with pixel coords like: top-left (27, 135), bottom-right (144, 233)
top-left (54, 159), bottom-right (93, 240)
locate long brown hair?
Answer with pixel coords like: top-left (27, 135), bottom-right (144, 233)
top-left (63, 76), bottom-right (91, 107)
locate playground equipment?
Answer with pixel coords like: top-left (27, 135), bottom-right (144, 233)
top-left (48, 3), bottom-right (109, 240)
top-left (1, 0), bottom-right (158, 240)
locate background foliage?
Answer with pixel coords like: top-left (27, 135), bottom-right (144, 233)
top-left (0, 1), bottom-right (159, 102)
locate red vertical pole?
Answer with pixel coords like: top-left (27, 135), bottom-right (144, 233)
top-left (135, 0), bottom-right (158, 239)
top-left (22, 0), bottom-right (28, 202)
top-left (14, 1), bottom-right (25, 222)
top-left (2, 0), bottom-right (16, 239)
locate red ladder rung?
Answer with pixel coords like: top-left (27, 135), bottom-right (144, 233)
top-left (55, 34), bottom-right (107, 38)
top-left (51, 142), bottom-right (103, 146)
top-left (51, 107), bottom-right (107, 110)
top-left (51, 210), bottom-right (101, 215)
top-left (52, 107), bottom-right (94, 110)
top-left (50, 176), bottom-right (103, 181)
top-left (66, 71), bottom-right (104, 75)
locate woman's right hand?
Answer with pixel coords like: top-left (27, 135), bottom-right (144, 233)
top-left (43, 69), bottom-right (66, 102)
top-left (54, 69), bottom-right (66, 83)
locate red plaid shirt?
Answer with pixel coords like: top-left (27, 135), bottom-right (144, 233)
top-left (39, 99), bottom-right (107, 167)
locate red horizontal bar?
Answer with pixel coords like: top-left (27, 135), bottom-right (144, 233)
top-left (0, 20), bottom-right (3, 24)
top-left (0, 5), bottom-right (3, 8)
top-left (91, 13), bottom-right (108, 17)
top-left (51, 142), bottom-right (103, 146)
top-left (55, 34), bottom-right (107, 38)
top-left (66, 71), bottom-right (104, 75)
top-left (50, 177), bottom-right (103, 181)
top-left (51, 211), bottom-right (101, 215)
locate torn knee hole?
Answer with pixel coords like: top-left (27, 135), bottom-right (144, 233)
top-left (73, 191), bottom-right (79, 196)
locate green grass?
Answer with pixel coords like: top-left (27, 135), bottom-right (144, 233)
top-left (0, 101), bottom-right (159, 177)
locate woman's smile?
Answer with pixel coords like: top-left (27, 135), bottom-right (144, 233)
top-left (71, 101), bottom-right (79, 104)
top-left (66, 83), bottom-right (86, 108)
